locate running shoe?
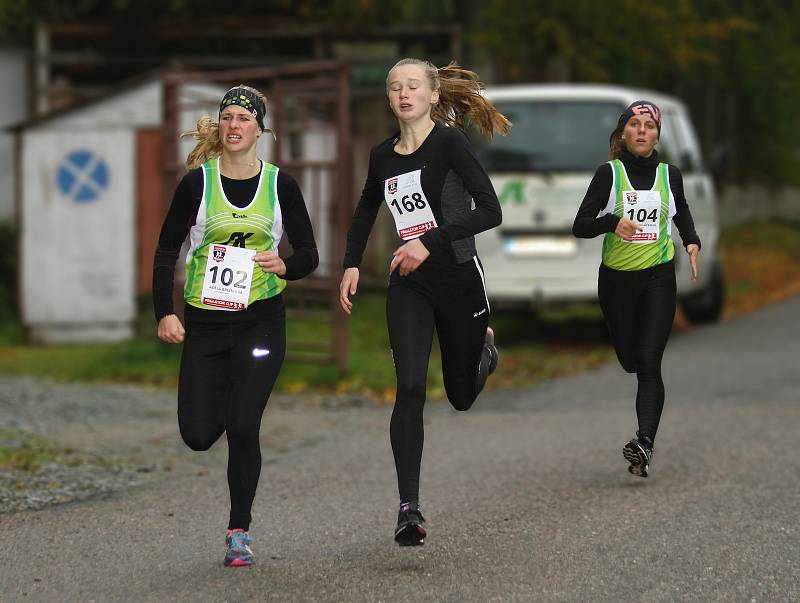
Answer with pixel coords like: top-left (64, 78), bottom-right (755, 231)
top-left (394, 501), bottom-right (426, 546)
top-left (485, 327), bottom-right (499, 375)
top-left (622, 432), bottom-right (654, 478)
top-left (224, 529), bottom-right (255, 567)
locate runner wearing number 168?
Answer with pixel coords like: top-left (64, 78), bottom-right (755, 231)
top-left (340, 58), bottom-right (511, 546)
top-left (572, 100), bottom-right (701, 478)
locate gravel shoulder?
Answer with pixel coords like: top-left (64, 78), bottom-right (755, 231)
top-left (0, 377), bottom-right (371, 514)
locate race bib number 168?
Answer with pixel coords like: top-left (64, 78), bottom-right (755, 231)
top-left (385, 169), bottom-right (438, 240)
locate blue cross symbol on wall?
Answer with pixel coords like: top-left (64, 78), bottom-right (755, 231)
top-left (57, 150), bottom-right (110, 203)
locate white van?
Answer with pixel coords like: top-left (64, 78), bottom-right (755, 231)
top-left (474, 84), bottom-right (724, 323)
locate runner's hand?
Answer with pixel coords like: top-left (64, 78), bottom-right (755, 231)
top-left (254, 251), bottom-right (286, 277)
top-left (340, 267), bottom-right (360, 315)
top-left (615, 218), bottom-right (641, 241)
top-left (389, 238), bottom-right (430, 276)
top-left (158, 314), bottom-right (185, 344)
top-left (686, 244), bottom-right (700, 281)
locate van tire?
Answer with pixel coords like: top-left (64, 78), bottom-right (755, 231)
top-left (681, 260), bottom-right (724, 324)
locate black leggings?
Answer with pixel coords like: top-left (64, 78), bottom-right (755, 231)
top-left (177, 296), bottom-right (286, 531)
top-left (387, 259), bottom-right (494, 503)
top-left (598, 261), bottom-right (676, 443)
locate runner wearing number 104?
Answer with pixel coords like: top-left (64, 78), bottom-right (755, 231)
top-left (572, 100), bottom-right (701, 478)
top-left (153, 85), bottom-right (318, 566)
top-left (339, 58), bottom-right (511, 546)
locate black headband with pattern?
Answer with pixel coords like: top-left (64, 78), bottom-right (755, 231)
top-left (219, 87), bottom-right (266, 130)
top-left (617, 100), bottom-right (662, 133)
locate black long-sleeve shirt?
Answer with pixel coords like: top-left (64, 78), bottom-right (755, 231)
top-left (343, 123), bottom-right (501, 270)
top-left (153, 165), bottom-right (318, 321)
top-left (572, 148), bottom-right (701, 249)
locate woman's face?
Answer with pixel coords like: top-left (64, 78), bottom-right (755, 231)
top-left (219, 104), bottom-right (261, 152)
top-left (386, 64), bottom-right (439, 124)
top-left (622, 115), bottom-right (659, 157)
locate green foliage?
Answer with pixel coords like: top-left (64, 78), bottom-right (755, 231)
top-left (476, 1), bottom-right (799, 184)
top-left (0, 0), bottom-right (457, 27)
top-left (3, 1), bottom-right (796, 183)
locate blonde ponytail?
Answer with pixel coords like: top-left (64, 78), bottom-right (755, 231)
top-left (184, 116), bottom-right (223, 170)
top-left (434, 62), bottom-right (511, 139)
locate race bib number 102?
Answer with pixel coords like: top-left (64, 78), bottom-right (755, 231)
top-left (201, 244), bottom-right (256, 310)
top-left (385, 169), bottom-right (438, 240)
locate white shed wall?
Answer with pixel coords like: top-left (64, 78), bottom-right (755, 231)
top-left (21, 129), bottom-right (136, 342)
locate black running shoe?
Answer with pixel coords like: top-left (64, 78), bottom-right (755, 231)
top-left (394, 501), bottom-right (426, 546)
top-left (485, 327), bottom-right (499, 375)
top-left (622, 432), bottom-right (654, 478)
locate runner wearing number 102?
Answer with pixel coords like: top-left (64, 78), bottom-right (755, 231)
top-left (153, 85), bottom-right (318, 566)
top-left (339, 58), bottom-right (511, 546)
top-left (572, 100), bottom-right (701, 478)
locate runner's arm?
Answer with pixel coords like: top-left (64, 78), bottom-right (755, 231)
top-left (572, 163), bottom-right (620, 239)
top-left (276, 171), bottom-right (319, 280)
top-left (343, 148), bottom-right (383, 269)
top-left (152, 171), bottom-right (202, 321)
top-left (668, 165), bottom-right (702, 250)
top-left (418, 128), bottom-right (501, 252)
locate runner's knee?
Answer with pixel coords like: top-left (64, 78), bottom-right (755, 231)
top-left (181, 429), bottom-right (220, 451)
top-left (444, 381), bottom-right (477, 412)
top-left (395, 373), bottom-right (426, 404)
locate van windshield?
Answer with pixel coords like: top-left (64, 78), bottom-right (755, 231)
top-left (474, 100), bottom-right (625, 173)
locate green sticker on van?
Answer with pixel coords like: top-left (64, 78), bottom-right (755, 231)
top-left (498, 180), bottom-right (526, 205)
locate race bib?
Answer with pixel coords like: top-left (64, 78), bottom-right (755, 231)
top-left (623, 190), bottom-right (661, 244)
top-left (385, 169), bottom-right (437, 240)
top-left (201, 244), bottom-right (255, 310)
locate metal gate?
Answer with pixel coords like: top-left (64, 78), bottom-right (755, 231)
top-left (162, 61), bottom-right (352, 375)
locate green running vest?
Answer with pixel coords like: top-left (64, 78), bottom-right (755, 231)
top-left (600, 159), bottom-right (676, 271)
top-left (183, 157), bottom-right (286, 309)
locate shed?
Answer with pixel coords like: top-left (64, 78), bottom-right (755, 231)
top-left (13, 76), bottom-right (236, 342)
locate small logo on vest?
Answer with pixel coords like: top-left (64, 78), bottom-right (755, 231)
top-left (473, 308), bottom-right (487, 318)
top-left (212, 245), bottom-right (226, 262)
top-left (232, 212), bottom-right (248, 218)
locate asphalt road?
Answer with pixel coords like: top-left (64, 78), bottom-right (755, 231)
top-left (2, 297), bottom-right (799, 602)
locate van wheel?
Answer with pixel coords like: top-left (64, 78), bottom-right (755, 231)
top-left (681, 260), bottom-right (724, 324)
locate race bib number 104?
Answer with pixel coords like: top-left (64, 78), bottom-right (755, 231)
top-left (385, 169), bottom-right (438, 240)
top-left (201, 244), bottom-right (256, 310)
top-left (623, 190), bottom-right (661, 244)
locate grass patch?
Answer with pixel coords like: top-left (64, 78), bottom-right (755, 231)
top-left (720, 220), bottom-right (800, 259)
top-left (719, 220), bottom-right (800, 319)
top-left (0, 432), bottom-right (84, 471)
